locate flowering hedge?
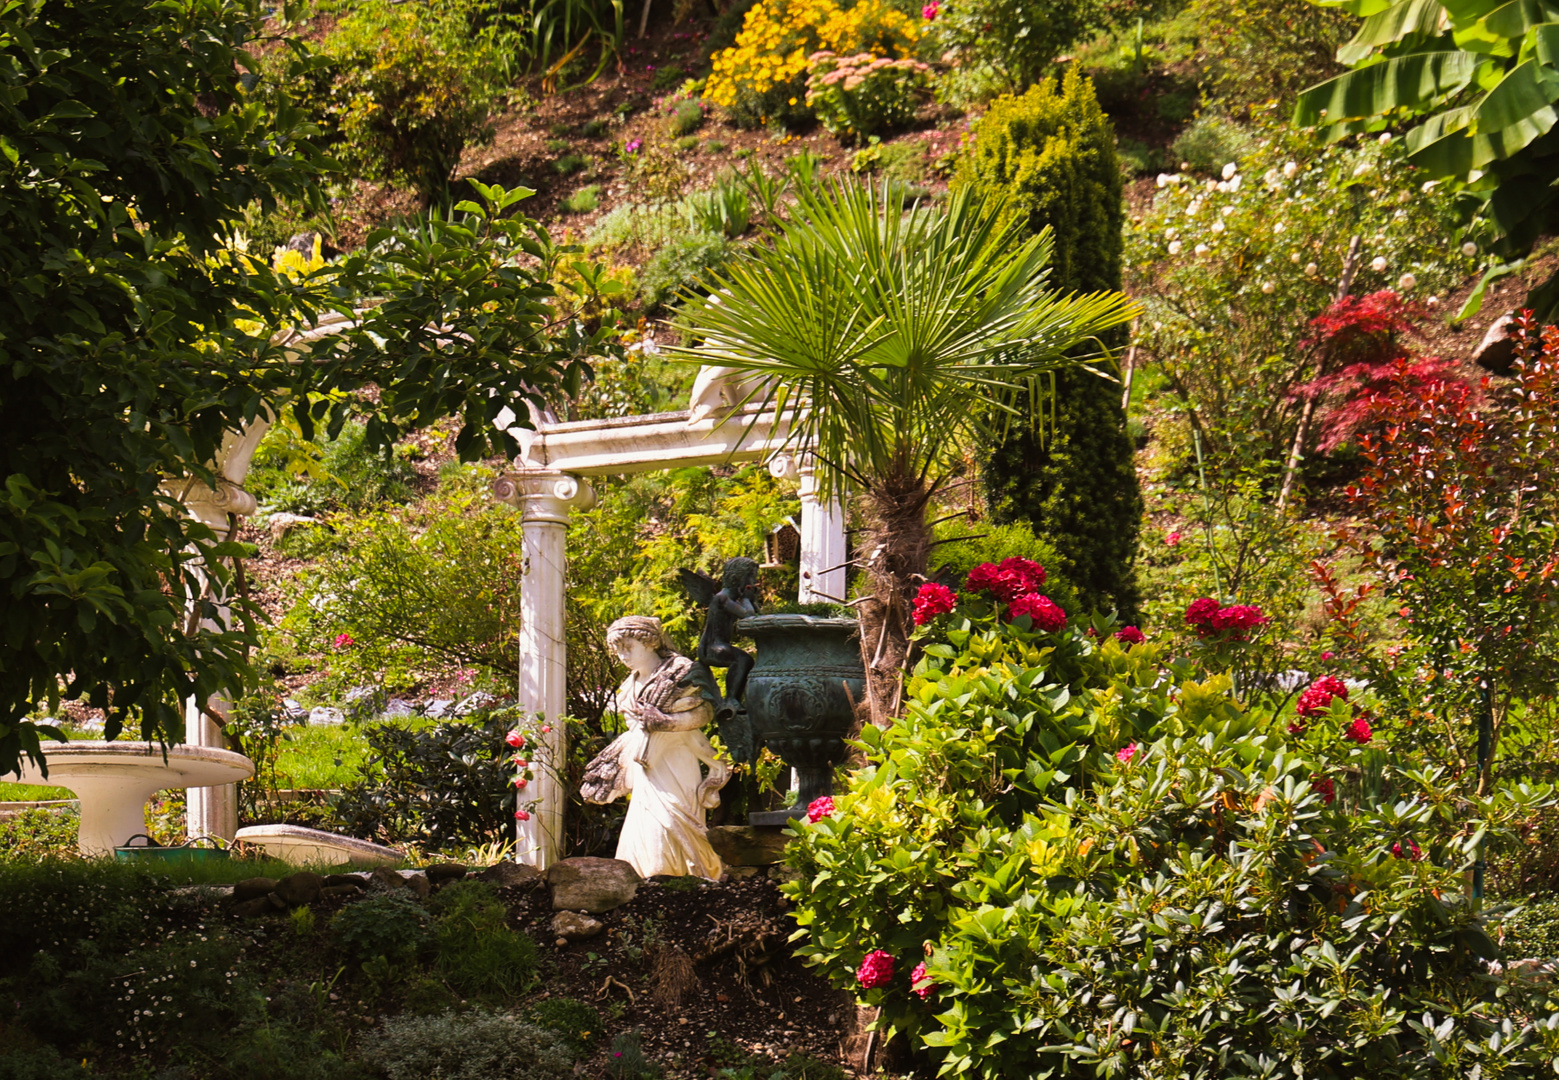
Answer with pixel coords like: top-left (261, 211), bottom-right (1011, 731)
top-left (804, 51), bottom-right (929, 143)
top-left (781, 597), bottom-right (1559, 1077)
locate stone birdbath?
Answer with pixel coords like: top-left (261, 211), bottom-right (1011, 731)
top-left (4, 741), bottom-right (254, 856)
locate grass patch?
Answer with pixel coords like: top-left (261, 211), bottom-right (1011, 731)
top-left (561, 185), bottom-right (603, 213)
top-left (273, 723), bottom-right (374, 790)
top-left (0, 782), bottom-right (72, 800)
top-left (553, 152), bottom-right (588, 176)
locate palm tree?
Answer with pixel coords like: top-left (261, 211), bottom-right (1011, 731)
top-left (670, 180), bottom-right (1139, 725)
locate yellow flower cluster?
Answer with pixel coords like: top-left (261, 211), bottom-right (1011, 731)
top-left (706, 0), bottom-right (917, 120)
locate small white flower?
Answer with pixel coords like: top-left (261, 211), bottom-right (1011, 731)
top-left (1261, 282), bottom-right (1275, 294)
top-left (1353, 161), bottom-right (1371, 176)
top-left (1215, 180), bottom-right (1229, 192)
top-left (1165, 227), bottom-right (1179, 240)
top-left (1378, 132), bottom-right (1392, 146)
top-left (1187, 200), bottom-right (1202, 216)
top-left (1222, 162), bottom-right (1238, 180)
top-left (1462, 241), bottom-right (1478, 257)
top-left (1274, 222), bottom-right (1285, 234)
top-left (1221, 205), bottom-right (1234, 216)
top-left (1371, 256), bottom-right (1388, 272)
top-left (1156, 173), bottom-right (1171, 188)
top-left (1427, 295), bottom-right (1440, 308)
top-left (1167, 240), bottom-right (1183, 255)
top-left (1290, 252), bottom-right (1302, 263)
top-left (1212, 220), bottom-right (1225, 233)
top-left (1305, 262), bottom-right (1319, 276)
top-left (1195, 243), bottom-right (1210, 256)
top-left (1398, 273), bottom-right (1417, 290)
top-left (1283, 161), bottom-right (1299, 179)
top-left (1263, 168), bottom-right (1280, 186)
top-left (1227, 175), bottom-right (1241, 192)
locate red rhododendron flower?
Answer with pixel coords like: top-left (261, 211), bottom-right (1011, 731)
top-left (505, 730), bottom-right (525, 748)
top-left (1116, 742), bottom-right (1138, 765)
top-left (913, 582), bottom-right (958, 626)
top-left (1392, 838), bottom-right (1422, 861)
top-left (997, 557), bottom-right (1046, 590)
top-left (1008, 593), bottom-right (1066, 631)
top-left (1342, 715), bottom-right (1373, 743)
top-left (921, 0), bottom-right (938, 19)
top-left (1185, 597), bottom-right (1220, 625)
top-left (1116, 625), bottom-right (1146, 645)
top-left (1295, 675), bottom-right (1350, 718)
top-left (807, 796), bottom-right (835, 823)
top-left (857, 949), bottom-right (895, 989)
top-left (1185, 598), bottom-right (1269, 640)
top-left (910, 960), bottom-right (936, 999)
top-left (333, 632), bottom-right (355, 649)
top-left (1312, 777), bottom-right (1336, 805)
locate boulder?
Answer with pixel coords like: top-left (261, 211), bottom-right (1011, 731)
top-left (547, 857), bottom-right (641, 913)
top-left (382, 698), bottom-right (419, 719)
top-left (425, 699), bottom-right (456, 719)
top-left (370, 866), bottom-right (409, 892)
top-left (232, 876), bottom-right (278, 903)
top-left (707, 825), bottom-right (790, 866)
top-left (397, 870), bottom-right (431, 899)
top-left (1473, 312), bottom-right (1519, 374)
top-left (551, 911), bottom-right (605, 941)
top-left (307, 707), bottom-right (345, 727)
top-left (425, 863), bottom-right (469, 883)
top-left (229, 897), bottom-right (273, 918)
top-left (273, 871), bottom-right (325, 907)
top-left (319, 883), bottom-right (363, 900)
top-left (325, 873), bottom-right (369, 889)
top-left (474, 861), bottom-right (543, 889)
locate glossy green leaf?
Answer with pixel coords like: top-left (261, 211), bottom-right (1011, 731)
top-left (1340, 0), bottom-right (1449, 65)
top-left (1295, 48), bottom-right (1480, 126)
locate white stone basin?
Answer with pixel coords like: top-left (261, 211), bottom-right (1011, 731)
top-left (235, 824), bottom-right (401, 867)
top-left (4, 741), bottom-right (254, 856)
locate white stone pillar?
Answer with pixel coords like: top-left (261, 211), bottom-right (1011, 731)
top-left (796, 458), bottom-right (848, 604)
top-left (178, 478), bottom-right (257, 843)
top-left (492, 470), bottom-right (595, 869)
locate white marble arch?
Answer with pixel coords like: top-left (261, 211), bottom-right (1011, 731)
top-left (490, 393), bottom-right (848, 869)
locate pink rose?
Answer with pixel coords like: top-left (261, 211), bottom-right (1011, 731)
top-left (333, 632), bottom-right (355, 649)
top-left (1295, 676), bottom-right (1349, 719)
top-left (1320, 650), bottom-right (1335, 661)
top-left (857, 949), bottom-right (895, 989)
top-left (506, 730), bottom-right (525, 748)
top-left (514, 809), bottom-right (530, 821)
top-left (515, 778), bottom-right (528, 789)
top-left (1007, 593), bottom-right (1066, 632)
top-left (910, 960), bottom-right (936, 999)
top-left (807, 796), bottom-right (835, 823)
top-left (922, 0), bottom-right (938, 18)
top-left (1165, 531), bottom-right (1182, 546)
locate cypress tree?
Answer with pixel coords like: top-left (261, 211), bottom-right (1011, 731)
top-left (953, 68), bottom-right (1142, 619)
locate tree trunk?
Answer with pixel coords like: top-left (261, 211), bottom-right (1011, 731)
top-left (855, 455), bottom-right (935, 728)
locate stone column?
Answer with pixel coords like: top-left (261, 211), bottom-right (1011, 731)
top-left (795, 457), bottom-right (848, 604)
top-left (179, 477), bottom-right (258, 843)
top-left (492, 470), bottom-right (595, 869)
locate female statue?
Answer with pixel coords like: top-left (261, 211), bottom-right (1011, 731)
top-left (580, 616), bottom-right (728, 879)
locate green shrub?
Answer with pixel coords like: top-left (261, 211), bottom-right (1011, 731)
top-left (681, 180), bottom-right (750, 238)
top-left (585, 201), bottom-right (687, 255)
top-left (430, 880), bottom-right (539, 996)
top-left (528, 997), bottom-right (603, 1056)
top-left (705, 138), bottom-right (728, 153)
top-left (554, 152), bottom-right (588, 175)
top-left (675, 135), bottom-right (701, 153)
top-left (314, 0), bottom-right (513, 206)
top-left (848, 139), bottom-right (926, 182)
top-left (783, 605), bottom-right (1559, 1078)
top-left (607, 1029), bottom-right (659, 1079)
top-left (805, 53), bottom-right (930, 144)
top-left (924, 0), bottom-right (1103, 96)
top-left (636, 231), bottom-right (731, 311)
top-left (651, 63), bottom-right (687, 92)
top-left (249, 420), bottom-right (417, 518)
top-left (1187, 0), bottom-right (1353, 107)
top-left (668, 98), bottom-right (706, 136)
top-left (953, 69), bottom-right (1141, 619)
top-left (0, 1047), bottom-right (92, 1080)
top-left (360, 1010), bottom-right (575, 1080)
top-left (581, 118), bottom-right (610, 138)
top-left (333, 710), bottom-right (518, 851)
top-left (330, 892), bottom-right (433, 966)
top-left (0, 806), bottom-right (78, 861)
top-left (1501, 900), bottom-right (1559, 958)
top-left (1169, 112), bottom-right (1255, 175)
top-left (562, 185), bottom-right (603, 213)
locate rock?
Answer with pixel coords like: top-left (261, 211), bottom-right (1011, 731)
top-left (453, 691), bottom-right (497, 716)
top-left (474, 862), bottom-right (543, 889)
top-left (382, 698), bottom-right (419, 719)
top-left (425, 863), bottom-right (469, 883)
top-left (551, 911), bottom-right (605, 941)
top-left (280, 698), bottom-right (308, 723)
top-left (725, 865), bottom-right (760, 879)
top-left (547, 857), bottom-right (641, 913)
top-left (767, 864), bottom-right (804, 885)
top-left (708, 825), bottom-right (790, 866)
top-left (308, 706), bottom-right (345, 727)
top-left (273, 871), bottom-right (325, 907)
top-left (265, 892), bottom-right (288, 911)
top-left (232, 876), bottom-right (278, 903)
top-left (343, 685), bottom-right (384, 720)
top-left (319, 884), bottom-right (363, 900)
top-left (325, 873), bottom-right (369, 889)
top-left (1474, 312), bottom-right (1519, 374)
top-left (229, 897), bottom-right (273, 918)
top-left (397, 870), bottom-right (431, 899)
top-left (369, 866), bottom-right (409, 892)
top-left (425, 699), bottom-right (456, 719)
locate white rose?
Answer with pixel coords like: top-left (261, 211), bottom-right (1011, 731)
top-left (1427, 295), bottom-right (1440, 308)
top-left (1212, 220), bottom-right (1225, 233)
top-left (1370, 256), bottom-right (1388, 272)
top-left (1353, 161), bottom-right (1371, 176)
top-left (1461, 241), bottom-right (1478, 256)
top-left (1167, 240), bottom-right (1183, 255)
top-left (1222, 162), bottom-right (1238, 180)
top-left (1195, 243), bottom-right (1210, 255)
top-left (1221, 205), bottom-right (1234, 216)
top-left (1165, 227), bottom-right (1179, 239)
top-left (1398, 273), bottom-right (1417, 290)
top-left (1156, 173), bottom-right (1172, 188)
top-left (1274, 222), bottom-right (1285, 234)
top-left (1227, 175), bottom-right (1241, 192)
top-left (1187, 201), bottom-right (1202, 216)
top-left (1216, 181), bottom-right (1229, 193)
top-left (1263, 168), bottom-right (1280, 186)
top-left (1290, 252), bottom-right (1301, 263)
top-left (1378, 132), bottom-right (1392, 146)
top-left (1305, 262), bottom-right (1319, 276)
top-left (1282, 161), bottom-right (1299, 178)
top-left (1261, 282), bottom-right (1275, 294)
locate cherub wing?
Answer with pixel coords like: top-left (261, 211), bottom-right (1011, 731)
top-left (677, 567), bottom-right (719, 607)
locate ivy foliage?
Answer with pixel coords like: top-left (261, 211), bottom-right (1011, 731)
top-left (783, 607), bottom-right (1559, 1078)
top-left (954, 70), bottom-right (1143, 620)
top-left (0, 0), bottom-right (616, 777)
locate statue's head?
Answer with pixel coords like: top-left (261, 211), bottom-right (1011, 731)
top-left (721, 556), bottom-right (760, 593)
top-left (605, 616), bottom-right (678, 661)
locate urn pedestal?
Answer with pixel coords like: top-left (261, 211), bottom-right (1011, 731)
top-left (737, 615), bottom-right (865, 825)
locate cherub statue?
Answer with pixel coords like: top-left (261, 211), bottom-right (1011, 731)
top-left (580, 616), bottom-right (728, 880)
top-left (678, 556), bottom-right (761, 706)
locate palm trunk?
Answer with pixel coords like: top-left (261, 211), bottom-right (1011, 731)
top-left (855, 453), bottom-right (935, 728)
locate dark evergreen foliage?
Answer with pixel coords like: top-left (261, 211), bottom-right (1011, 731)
top-left (954, 69), bottom-right (1143, 619)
